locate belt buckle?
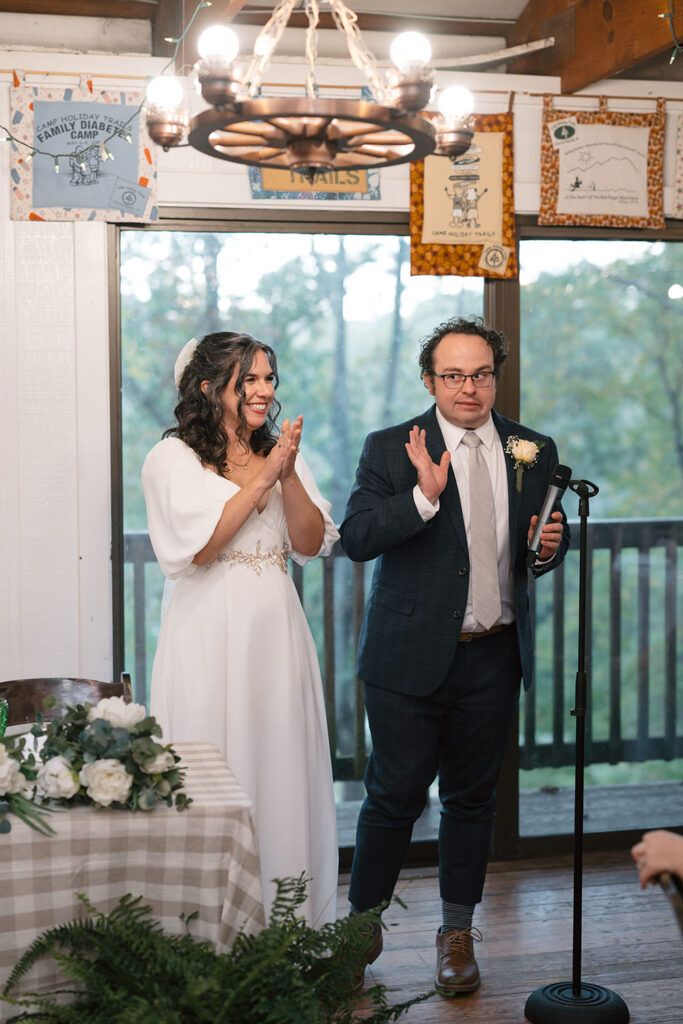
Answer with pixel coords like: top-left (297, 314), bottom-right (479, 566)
top-left (459, 631), bottom-right (475, 643)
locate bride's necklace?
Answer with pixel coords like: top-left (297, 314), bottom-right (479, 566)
top-left (225, 449), bottom-right (254, 474)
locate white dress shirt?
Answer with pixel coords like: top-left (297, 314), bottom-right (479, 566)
top-left (413, 410), bottom-right (514, 631)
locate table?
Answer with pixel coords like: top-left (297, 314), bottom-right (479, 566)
top-left (0, 742), bottom-right (264, 1016)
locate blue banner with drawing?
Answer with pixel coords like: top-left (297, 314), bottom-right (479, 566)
top-left (10, 76), bottom-right (157, 222)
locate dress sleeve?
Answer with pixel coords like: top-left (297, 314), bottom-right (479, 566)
top-left (288, 452), bottom-right (339, 566)
top-left (142, 438), bottom-right (227, 579)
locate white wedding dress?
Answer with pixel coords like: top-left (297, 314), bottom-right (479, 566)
top-left (142, 437), bottom-right (339, 927)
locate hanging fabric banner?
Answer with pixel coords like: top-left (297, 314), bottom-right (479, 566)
top-left (10, 75), bottom-right (158, 222)
top-left (538, 95), bottom-right (665, 228)
top-left (409, 111), bottom-right (516, 279)
top-left (673, 114), bottom-right (683, 219)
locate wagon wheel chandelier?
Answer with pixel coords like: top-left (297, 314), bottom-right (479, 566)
top-left (144, 0), bottom-right (475, 182)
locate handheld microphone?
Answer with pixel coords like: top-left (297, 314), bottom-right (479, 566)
top-left (526, 464), bottom-right (572, 567)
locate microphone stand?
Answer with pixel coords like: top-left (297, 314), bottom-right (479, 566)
top-left (525, 479), bottom-right (629, 1024)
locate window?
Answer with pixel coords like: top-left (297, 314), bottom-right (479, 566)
top-left (518, 238), bottom-right (683, 837)
top-left (119, 226), bottom-right (484, 833)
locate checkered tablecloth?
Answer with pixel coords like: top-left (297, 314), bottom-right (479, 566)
top-left (0, 742), bottom-right (264, 1016)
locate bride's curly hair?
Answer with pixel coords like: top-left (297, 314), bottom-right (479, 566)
top-left (163, 332), bottom-right (281, 475)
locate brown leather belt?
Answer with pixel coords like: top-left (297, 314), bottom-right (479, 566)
top-left (459, 623), bottom-right (512, 643)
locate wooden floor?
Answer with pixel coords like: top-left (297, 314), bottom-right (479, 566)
top-left (338, 851), bottom-right (682, 1023)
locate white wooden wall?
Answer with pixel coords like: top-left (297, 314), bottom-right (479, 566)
top-left (1, 47), bottom-right (682, 682)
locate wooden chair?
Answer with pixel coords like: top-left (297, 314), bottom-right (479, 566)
top-left (0, 673), bottom-right (133, 729)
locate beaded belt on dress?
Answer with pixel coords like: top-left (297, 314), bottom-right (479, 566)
top-left (213, 540), bottom-right (288, 575)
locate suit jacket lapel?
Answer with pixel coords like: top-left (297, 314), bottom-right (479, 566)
top-left (422, 405), bottom-right (468, 552)
top-left (493, 410), bottom-right (521, 568)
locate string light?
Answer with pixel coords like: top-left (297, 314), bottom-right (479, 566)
top-left (659, 1), bottom-right (683, 63)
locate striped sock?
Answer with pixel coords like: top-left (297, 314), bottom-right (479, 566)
top-left (441, 900), bottom-right (474, 932)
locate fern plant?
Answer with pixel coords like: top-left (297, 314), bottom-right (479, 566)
top-left (2, 876), bottom-right (432, 1023)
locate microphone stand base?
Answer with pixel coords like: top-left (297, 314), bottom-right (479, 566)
top-left (525, 982), bottom-right (629, 1023)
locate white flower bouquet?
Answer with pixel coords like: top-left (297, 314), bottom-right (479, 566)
top-left (35, 696), bottom-right (191, 814)
top-left (0, 737), bottom-right (55, 836)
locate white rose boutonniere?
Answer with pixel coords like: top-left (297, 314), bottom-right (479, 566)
top-left (505, 435), bottom-right (544, 492)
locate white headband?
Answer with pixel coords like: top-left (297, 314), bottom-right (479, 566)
top-left (173, 337), bottom-right (198, 388)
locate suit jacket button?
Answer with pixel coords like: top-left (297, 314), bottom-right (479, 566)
top-left (453, 609), bottom-right (463, 618)
top-left (458, 567), bottom-right (468, 576)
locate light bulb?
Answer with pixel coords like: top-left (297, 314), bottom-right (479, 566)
top-left (197, 25), bottom-right (239, 63)
top-left (146, 76), bottom-right (184, 109)
top-left (390, 32), bottom-right (432, 73)
top-left (437, 85), bottom-right (474, 120)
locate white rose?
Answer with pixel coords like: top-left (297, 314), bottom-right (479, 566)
top-left (87, 697), bottom-right (147, 730)
top-left (37, 756), bottom-right (80, 799)
top-left (0, 753), bottom-right (30, 796)
top-left (511, 438), bottom-right (539, 464)
top-left (79, 759), bottom-right (133, 807)
top-left (140, 749), bottom-right (175, 775)
top-left (0, 744), bottom-right (11, 791)
top-left (0, 753), bottom-right (15, 793)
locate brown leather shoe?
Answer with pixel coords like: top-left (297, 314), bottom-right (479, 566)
top-left (348, 924), bottom-right (383, 996)
top-left (434, 927), bottom-right (482, 995)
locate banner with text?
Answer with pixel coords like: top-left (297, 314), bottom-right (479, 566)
top-left (10, 76), bottom-right (157, 222)
top-left (410, 112), bottom-right (516, 278)
top-left (248, 166), bottom-right (380, 200)
top-left (539, 95), bottom-right (665, 229)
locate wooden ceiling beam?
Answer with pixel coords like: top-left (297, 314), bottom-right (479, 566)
top-left (152, 0), bottom-right (181, 58)
top-left (0, 0), bottom-right (158, 17)
top-left (174, 4), bottom-right (511, 65)
top-left (507, 0), bottom-right (683, 93)
top-left (234, 10), bottom-right (511, 38)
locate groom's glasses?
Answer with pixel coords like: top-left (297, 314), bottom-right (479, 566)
top-left (432, 371), bottom-right (495, 390)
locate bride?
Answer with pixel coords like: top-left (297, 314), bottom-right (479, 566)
top-left (142, 331), bottom-right (338, 926)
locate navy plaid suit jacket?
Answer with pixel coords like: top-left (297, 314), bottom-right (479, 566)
top-left (340, 406), bottom-right (570, 696)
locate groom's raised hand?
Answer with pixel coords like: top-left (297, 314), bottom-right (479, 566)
top-left (405, 425), bottom-right (451, 505)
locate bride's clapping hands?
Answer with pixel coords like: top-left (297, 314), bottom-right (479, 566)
top-left (260, 416), bottom-right (302, 484)
top-left (279, 416), bottom-right (302, 479)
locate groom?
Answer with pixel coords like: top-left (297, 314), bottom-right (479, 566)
top-left (340, 316), bottom-right (569, 996)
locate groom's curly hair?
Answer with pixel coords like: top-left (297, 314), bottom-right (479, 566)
top-left (418, 316), bottom-right (509, 379)
top-left (163, 331), bottom-right (281, 475)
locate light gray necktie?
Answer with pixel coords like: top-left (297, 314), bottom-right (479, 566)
top-left (461, 431), bottom-right (502, 630)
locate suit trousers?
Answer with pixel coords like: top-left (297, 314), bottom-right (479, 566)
top-left (349, 625), bottom-right (521, 911)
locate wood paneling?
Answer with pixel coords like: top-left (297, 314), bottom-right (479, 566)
top-left (508, 0), bottom-right (683, 94)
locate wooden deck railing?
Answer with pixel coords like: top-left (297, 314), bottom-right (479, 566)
top-left (124, 517), bottom-right (682, 779)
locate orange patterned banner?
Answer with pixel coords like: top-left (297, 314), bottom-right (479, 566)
top-left (539, 95), bottom-right (665, 229)
top-left (410, 111), bottom-right (516, 279)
